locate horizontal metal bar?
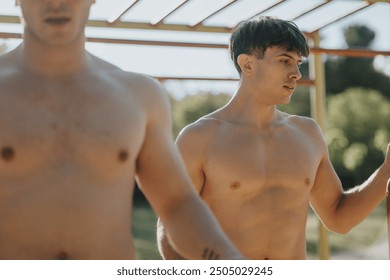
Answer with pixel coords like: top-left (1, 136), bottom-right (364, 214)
top-left (311, 47), bottom-right (390, 57)
top-left (157, 76), bottom-right (315, 86)
top-left (86, 36), bottom-right (228, 48)
top-left (0, 15), bottom-right (233, 33)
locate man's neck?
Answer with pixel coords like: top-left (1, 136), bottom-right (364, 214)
top-left (226, 85), bottom-right (279, 129)
top-left (18, 33), bottom-right (89, 77)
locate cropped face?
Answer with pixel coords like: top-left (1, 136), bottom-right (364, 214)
top-left (17, 0), bottom-right (96, 46)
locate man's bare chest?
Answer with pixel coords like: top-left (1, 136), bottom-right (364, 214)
top-left (203, 128), bottom-right (322, 194)
top-left (0, 83), bottom-right (146, 175)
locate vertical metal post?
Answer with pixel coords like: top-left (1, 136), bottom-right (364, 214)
top-left (309, 31), bottom-right (329, 260)
top-left (386, 179), bottom-right (390, 259)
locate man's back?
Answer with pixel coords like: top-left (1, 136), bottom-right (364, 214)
top-left (0, 51), bottom-right (152, 259)
top-left (176, 109), bottom-right (325, 259)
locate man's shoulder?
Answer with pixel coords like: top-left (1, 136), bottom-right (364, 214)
top-left (177, 115), bottom-right (223, 145)
top-left (93, 56), bottom-right (166, 102)
top-left (116, 70), bottom-right (162, 93)
top-left (277, 110), bottom-right (315, 126)
top-left (89, 52), bottom-right (151, 79)
top-left (282, 113), bottom-right (325, 143)
top-left (285, 114), bottom-right (319, 129)
top-left (0, 53), bottom-right (25, 92)
top-left (183, 115), bottom-right (223, 135)
top-left (0, 50), bottom-right (19, 75)
top-left (92, 55), bottom-right (158, 88)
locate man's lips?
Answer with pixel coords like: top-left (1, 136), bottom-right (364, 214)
top-left (44, 17), bottom-right (71, 25)
top-left (283, 85), bottom-right (295, 91)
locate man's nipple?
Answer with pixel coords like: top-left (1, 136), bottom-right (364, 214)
top-left (1, 146), bottom-right (15, 162)
top-left (118, 149), bottom-right (129, 162)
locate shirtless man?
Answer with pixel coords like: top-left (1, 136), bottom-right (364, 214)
top-left (0, 0), bottom-right (244, 260)
top-left (157, 16), bottom-right (390, 260)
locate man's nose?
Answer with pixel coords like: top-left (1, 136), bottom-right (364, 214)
top-left (289, 65), bottom-right (302, 80)
top-left (45, 0), bottom-right (67, 9)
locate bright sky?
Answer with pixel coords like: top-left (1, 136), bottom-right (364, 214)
top-left (0, 0), bottom-right (389, 98)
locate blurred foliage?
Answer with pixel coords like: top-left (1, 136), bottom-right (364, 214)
top-left (344, 25), bottom-right (375, 48)
top-left (325, 56), bottom-right (390, 98)
top-left (326, 88), bottom-right (390, 189)
top-left (324, 25), bottom-right (390, 98)
top-left (323, 25), bottom-right (390, 187)
top-left (169, 92), bottom-right (231, 138)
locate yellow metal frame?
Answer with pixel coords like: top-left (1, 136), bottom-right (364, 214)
top-left (308, 31), bottom-right (329, 260)
top-left (387, 180), bottom-right (390, 258)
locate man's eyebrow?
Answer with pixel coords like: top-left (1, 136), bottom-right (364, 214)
top-left (276, 53), bottom-right (304, 64)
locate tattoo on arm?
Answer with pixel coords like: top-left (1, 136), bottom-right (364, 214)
top-left (202, 247), bottom-right (220, 260)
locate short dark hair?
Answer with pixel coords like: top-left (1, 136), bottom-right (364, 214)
top-left (229, 16), bottom-right (309, 74)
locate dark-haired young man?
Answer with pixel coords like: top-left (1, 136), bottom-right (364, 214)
top-left (0, 0), bottom-right (244, 260)
top-left (157, 16), bottom-right (390, 260)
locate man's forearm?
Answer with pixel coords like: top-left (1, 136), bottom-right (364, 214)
top-left (158, 194), bottom-right (243, 260)
top-left (337, 165), bottom-right (389, 231)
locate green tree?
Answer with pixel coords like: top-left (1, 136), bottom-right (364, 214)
top-left (326, 88), bottom-right (390, 189)
top-left (325, 25), bottom-right (390, 98)
top-left (170, 92), bottom-right (231, 137)
top-left (344, 25), bottom-right (375, 48)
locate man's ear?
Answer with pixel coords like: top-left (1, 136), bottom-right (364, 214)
top-left (237, 54), bottom-right (253, 76)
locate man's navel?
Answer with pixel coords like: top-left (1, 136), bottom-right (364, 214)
top-left (57, 251), bottom-right (69, 260)
top-left (230, 181), bottom-right (241, 190)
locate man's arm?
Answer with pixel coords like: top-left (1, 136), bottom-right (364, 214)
top-left (135, 77), bottom-right (243, 260)
top-left (157, 121), bottom-right (208, 259)
top-left (309, 121), bottom-right (390, 234)
top-left (156, 218), bottom-right (185, 260)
